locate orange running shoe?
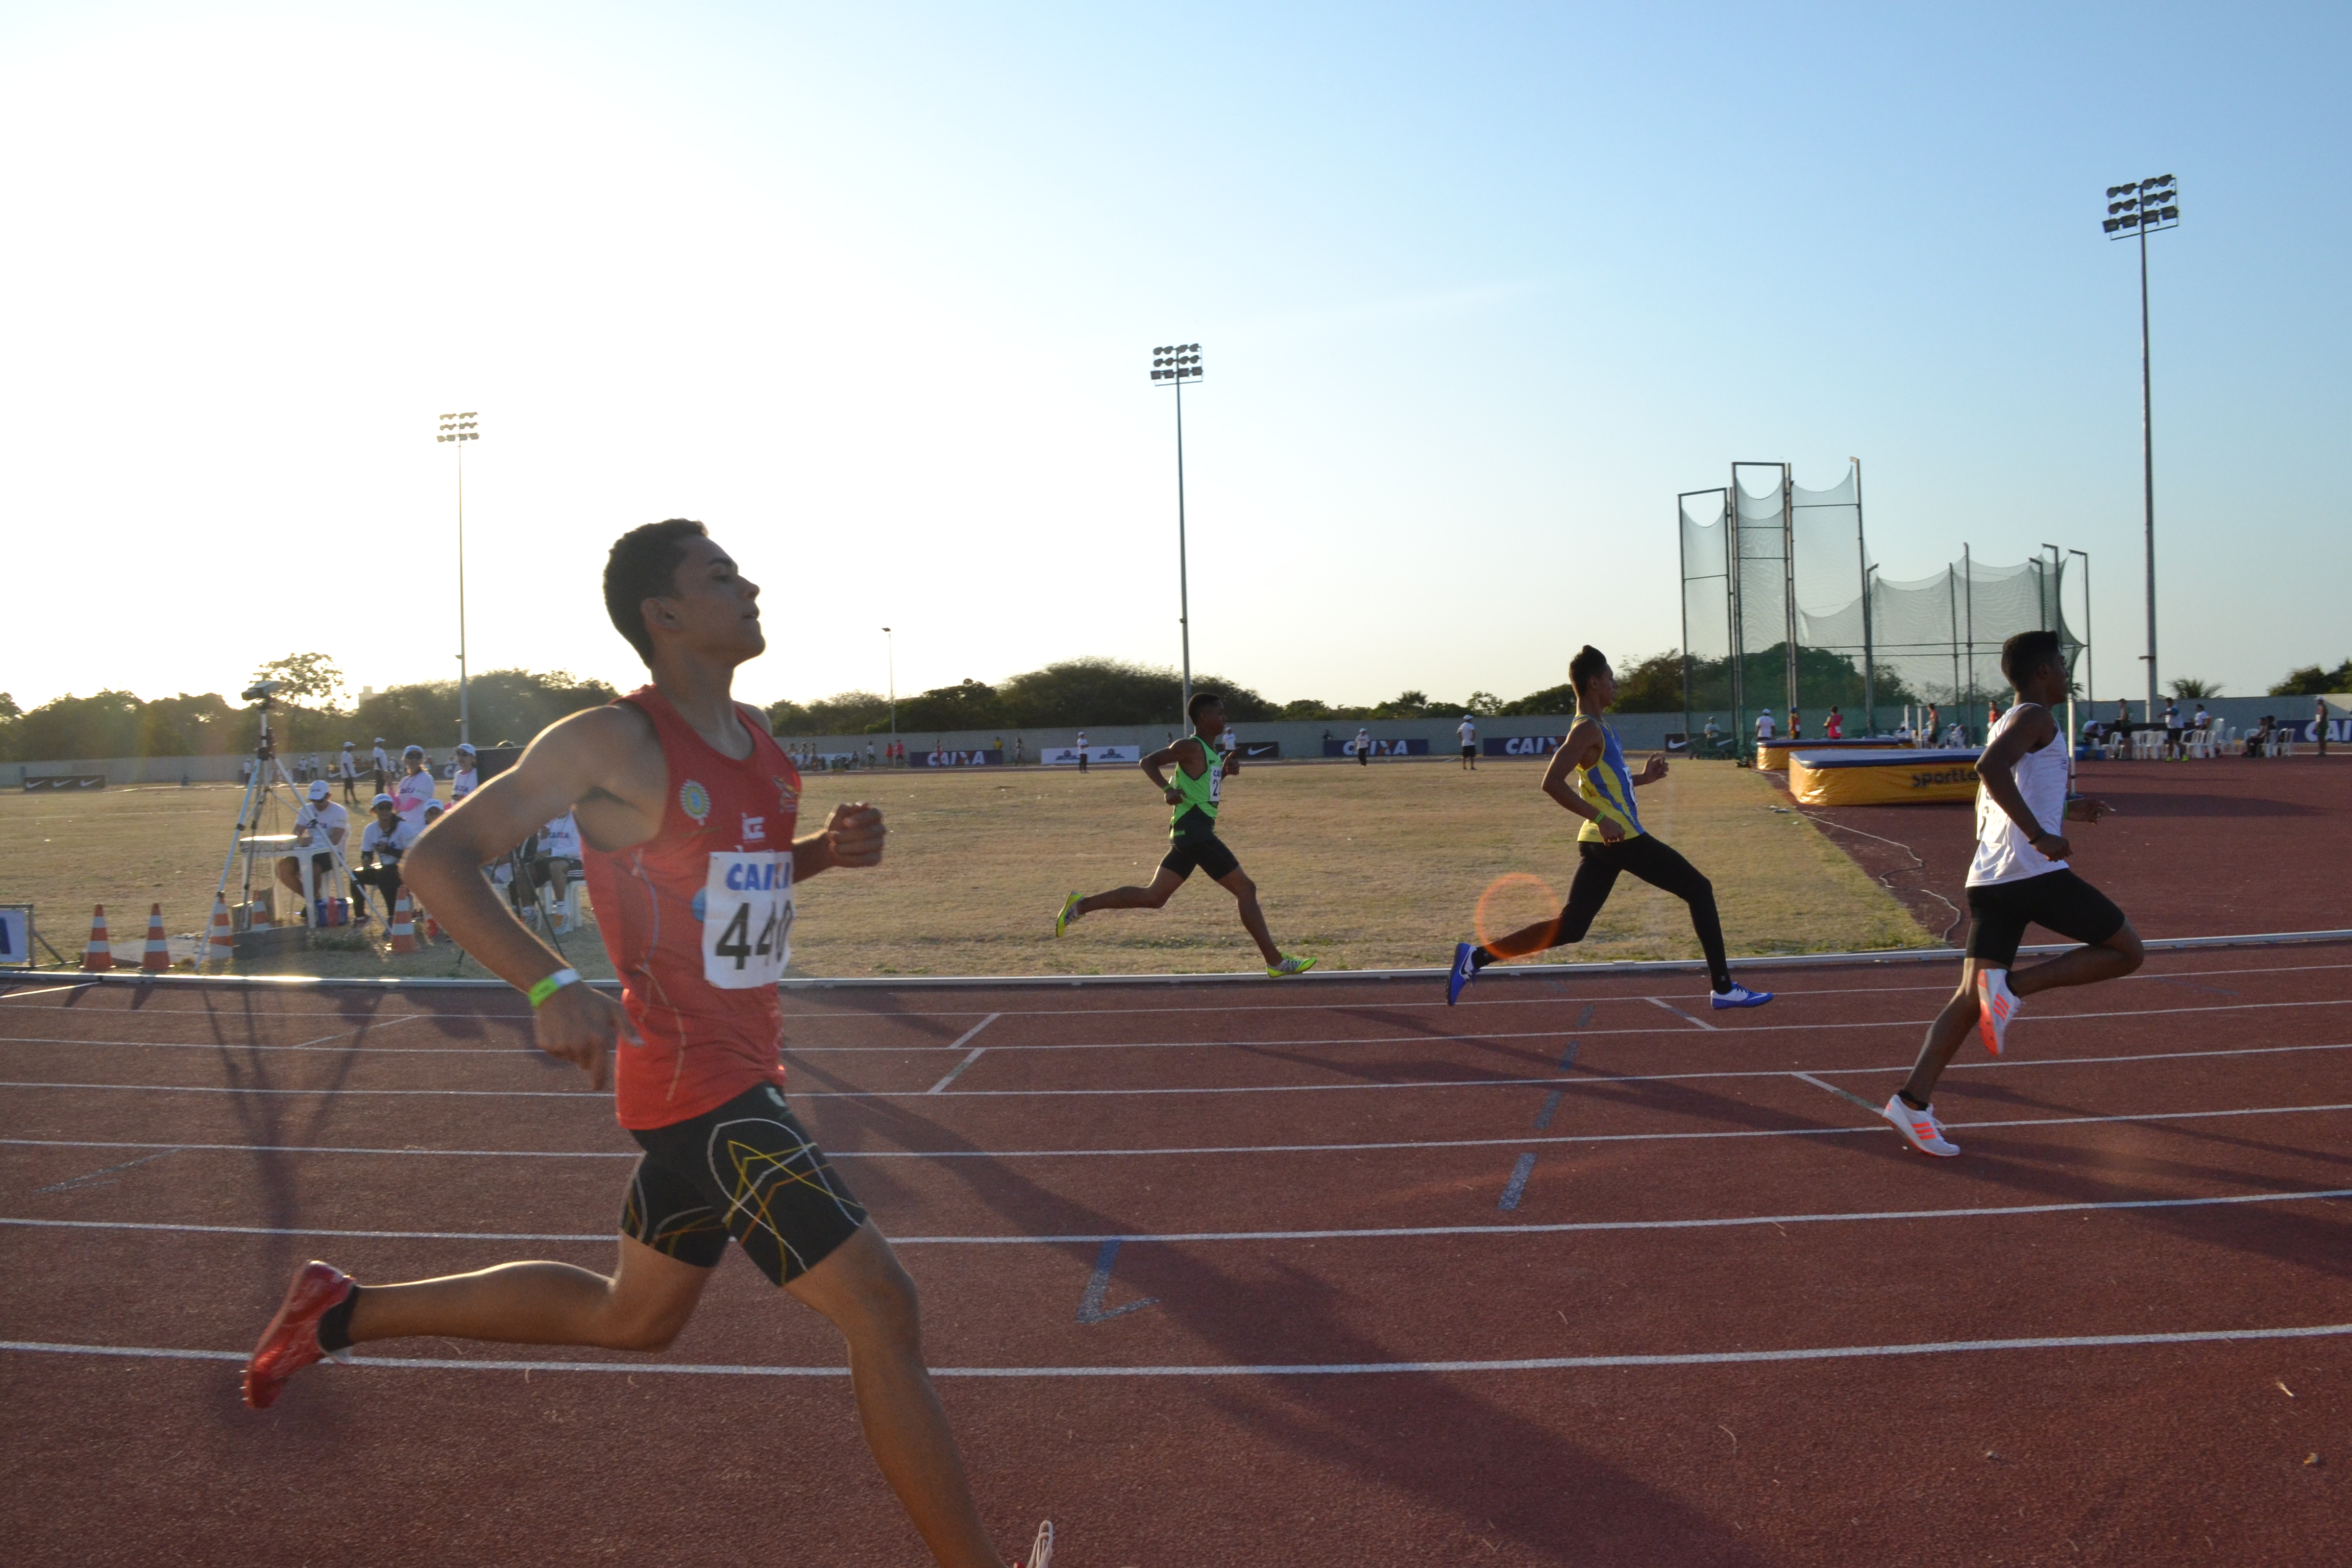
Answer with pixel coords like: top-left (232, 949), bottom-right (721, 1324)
top-left (242, 1260), bottom-right (354, 1409)
top-left (1975, 968), bottom-right (2021, 1056)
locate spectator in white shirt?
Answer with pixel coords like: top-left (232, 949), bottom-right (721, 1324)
top-left (1076, 730), bottom-right (1090, 774)
top-left (1354, 726), bottom-right (1373, 766)
top-left (394, 746), bottom-right (438, 826)
top-left (351, 793), bottom-right (418, 922)
top-left (1456, 715), bottom-right (1478, 771)
top-left (371, 739), bottom-right (391, 793)
top-left (1755, 708), bottom-right (1776, 744)
top-left (337, 742), bottom-right (362, 804)
top-left (275, 780), bottom-right (349, 907)
top-left (449, 742), bottom-right (480, 801)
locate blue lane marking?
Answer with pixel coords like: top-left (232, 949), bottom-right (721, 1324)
top-left (1075, 1238), bottom-right (1158, 1324)
top-left (1533, 1041), bottom-right (1578, 1130)
top-left (1498, 1153), bottom-right (1538, 1211)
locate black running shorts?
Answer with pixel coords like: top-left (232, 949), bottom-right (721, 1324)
top-left (1160, 816), bottom-right (1241, 881)
top-left (1962, 869), bottom-right (2126, 970)
top-left (621, 1082), bottom-right (868, 1286)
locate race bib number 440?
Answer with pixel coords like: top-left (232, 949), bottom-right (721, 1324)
top-left (702, 851), bottom-right (793, 989)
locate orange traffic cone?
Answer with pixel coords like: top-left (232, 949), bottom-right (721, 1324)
top-left (140, 903), bottom-right (170, 973)
top-left (81, 905), bottom-right (114, 971)
top-left (387, 891), bottom-right (421, 954)
top-left (205, 895), bottom-right (236, 968)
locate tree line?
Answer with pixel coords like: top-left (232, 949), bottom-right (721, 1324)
top-left (5, 647), bottom-right (2343, 760)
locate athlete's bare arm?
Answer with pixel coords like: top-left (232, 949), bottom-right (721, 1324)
top-left (1540, 717), bottom-right (1619, 840)
top-left (1141, 738), bottom-right (1204, 806)
top-left (403, 705), bottom-right (670, 1089)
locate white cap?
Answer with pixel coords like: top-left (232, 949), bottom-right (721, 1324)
top-left (455, 743), bottom-right (476, 755)
top-left (404, 744), bottom-right (425, 757)
top-left (371, 792), bottom-right (396, 808)
top-left (307, 780), bottom-right (330, 800)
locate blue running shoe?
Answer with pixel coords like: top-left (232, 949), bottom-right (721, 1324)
top-left (1710, 983), bottom-right (1773, 1010)
top-left (1448, 941), bottom-right (1479, 1006)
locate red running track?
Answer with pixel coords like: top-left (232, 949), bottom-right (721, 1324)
top-left (4, 938), bottom-right (2349, 1566)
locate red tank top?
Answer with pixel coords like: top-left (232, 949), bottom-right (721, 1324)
top-left (580, 686), bottom-right (803, 1130)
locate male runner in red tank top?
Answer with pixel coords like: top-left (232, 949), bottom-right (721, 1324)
top-left (239, 520), bottom-right (1051, 1568)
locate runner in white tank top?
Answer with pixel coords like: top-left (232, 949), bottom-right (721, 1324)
top-left (1882, 632), bottom-right (2142, 1159)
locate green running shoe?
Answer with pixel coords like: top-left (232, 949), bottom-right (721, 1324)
top-left (1054, 892), bottom-right (1083, 938)
top-left (1266, 954), bottom-right (1317, 978)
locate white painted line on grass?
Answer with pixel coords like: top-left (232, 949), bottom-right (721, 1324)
top-left (7, 1100), bottom-right (2349, 1162)
top-left (10, 1184), bottom-right (2347, 1247)
top-left (9, 1320), bottom-right (2352, 1379)
top-left (925, 1015), bottom-right (1001, 1093)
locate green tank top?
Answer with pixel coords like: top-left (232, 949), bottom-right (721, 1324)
top-left (1169, 732), bottom-right (1227, 837)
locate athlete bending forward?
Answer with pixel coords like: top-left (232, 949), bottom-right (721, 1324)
top-left (241, 519), bottom-right (1051, 1568)
top-left (1447, 645), bottom-right (1773, 1010)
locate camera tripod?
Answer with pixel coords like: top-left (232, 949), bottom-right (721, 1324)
top-left (211, 685), bottom-right (355, 934)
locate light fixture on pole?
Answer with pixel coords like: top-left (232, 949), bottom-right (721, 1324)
top-left (1149, 342), bottom-right (1204, 719)
top-left (882, 627), bottom-right (896, 737)
top-left (435, 412), bottom-right (480, 746)
top-left (2102, 173), bottom-right (2177, 721)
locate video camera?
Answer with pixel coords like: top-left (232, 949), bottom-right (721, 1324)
top-left (241, 679), bottom-right (284, 703)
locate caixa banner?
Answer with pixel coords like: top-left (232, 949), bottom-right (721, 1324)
top-left (1480, 736), bottom-right (1562, 757)
top-left (1040, 745), bottom-right (1143, 767)
top-left (1324, 738), bottom-right (1431, 757)
top-left (909, 749), bottom-right (1002, 768)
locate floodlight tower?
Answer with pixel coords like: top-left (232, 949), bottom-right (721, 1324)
top-left (883, 626), bottom-right (896, 737)
top-left (2102, 174), bottom-right (2177, 720)
top-left (1149, 343), bottom-right (1204, 718)
top-left (436, 411), bottom-right (480, 746)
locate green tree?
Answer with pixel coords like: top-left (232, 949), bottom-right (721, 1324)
top-left (2167, 677), bottom-right (2223, 700)
top-left (251, 652), bottom-right (349, 708)
top-left (2269, 659), bottom-right (2352, 697)
top-left (0, 693), bottom-right (19, 719)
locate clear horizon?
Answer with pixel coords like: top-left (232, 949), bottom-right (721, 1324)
top-left (4, 2), bottom-right (2346, 717)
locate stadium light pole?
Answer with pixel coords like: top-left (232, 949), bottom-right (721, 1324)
top-left (435, 412), bottom-right (480, 746)
top-left (882, 627), bottom-right (896, 738)
top-left (2103, 174), bottom-right (2177, 721)
top-left (2067, 548), bottom-right (2093, 708)
top-left (2042, 542), bottom-right (2075, 778)
top-left (1149, 342), bottom-right (1203, 719)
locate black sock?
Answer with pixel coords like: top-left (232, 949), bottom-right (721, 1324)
top-left (1897, 1090), bottom-right (1928, 1112)
top-left (1469, 947), bottom-right (1497, 971)
top-left (316, 1285), bottom-right (362, 1353)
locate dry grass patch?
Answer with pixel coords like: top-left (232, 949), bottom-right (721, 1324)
top-left (0, 760), bottom-right (1931, 980)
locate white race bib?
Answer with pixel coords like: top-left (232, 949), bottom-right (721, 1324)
top-left (701, 851), bottom-right (793, 989)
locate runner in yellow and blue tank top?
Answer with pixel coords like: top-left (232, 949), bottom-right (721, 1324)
top-left (1054, 691), bottom-right (1316, 977)
top-left (1447, 645), bottom-right (1773, 1009)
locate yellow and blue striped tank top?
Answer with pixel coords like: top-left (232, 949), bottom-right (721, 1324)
top-left (1574, 721), bottom-right (1644, 843)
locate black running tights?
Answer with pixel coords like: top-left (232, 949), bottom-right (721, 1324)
top-left (1523, 835), bottom-right (1732, 991)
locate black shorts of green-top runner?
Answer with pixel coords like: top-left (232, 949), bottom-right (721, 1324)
top-left (1055, 693), bottom-right (1315, 978)
top-left (1446, 649), bottom-right (1771, 1011)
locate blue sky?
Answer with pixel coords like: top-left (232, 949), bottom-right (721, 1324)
top-left (3, 1), bottom-right (2345, 717)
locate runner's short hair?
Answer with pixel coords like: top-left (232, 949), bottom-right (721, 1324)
top-left (1568, 645), bottom-right (1610, 697)
top-left (2000, 630), bottom-right (2064, 687)
top-left (604, 519), bottom-right (708, 664)
top-left (1187, 689), bottom-right (1223, 724)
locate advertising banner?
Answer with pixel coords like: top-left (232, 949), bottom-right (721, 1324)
top-left (909, 749), bottom-right (1003, 768)
top-left (1040, 745), bottom-right (1143, 767)
top-left (1231, 740), bottom-right (1281, 760)
top-left (0, 905), bottom-right (31, 967)
top-left (1324, 738), bottom-right (1431, 758)
top-left (22, 775), bottom-right (106, 791)
top-left (1480, 736), bottom-right (1563, 758)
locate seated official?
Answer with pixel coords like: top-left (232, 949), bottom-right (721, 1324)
top-left (393, 745), bottom-right (438, 826)
top-left (351, 793), bottom-right (418, 920)
top-left (276, 780), bottom-right (349, 907)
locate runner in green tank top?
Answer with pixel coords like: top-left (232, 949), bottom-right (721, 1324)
top-left (1055, 691), bottom-right (1316, 977)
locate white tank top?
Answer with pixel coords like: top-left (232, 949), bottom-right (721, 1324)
top-left (1967, 702), bottom-right (2069, 887)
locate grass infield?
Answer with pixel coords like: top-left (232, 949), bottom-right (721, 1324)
top-left (0, 757), bottom-right (1932, 980)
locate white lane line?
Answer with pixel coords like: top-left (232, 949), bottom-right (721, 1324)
top-left (10, 1320), bottom-right (2352, 1379)
top-left (925, 1015), bottom-right (1001, 1094)
top-left (1647, 996), bottom-right (1718, 1031)
top-left (11, 1184), bottom-right (2347, 1247)
top-left (0, 984), bottom-right (97, 1000)
top-left (1795, 1071), bottom-right (1886, 1117)
top-left (8, 1100), bottom-right (2349, 1162)
top-left (8, 1036), bottom-right (2351, 1103)
top-left (8, 994), bottom-right (2351, 1056)
top-left (31, 1148), bottom-right (182, 1194)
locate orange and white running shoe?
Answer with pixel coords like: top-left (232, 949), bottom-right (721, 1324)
top-left (1975, 968), bottom-right (2021, 1056)
top-left (1883, 1093), bottom-right (1959, 1157)
top-left (1018, 1520), bottom-right (1054, 1568)
top-left (242, 1260), bottom-right (354, 1409)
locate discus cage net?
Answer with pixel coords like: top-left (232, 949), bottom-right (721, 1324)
top-left (1678, 462), bottom-right (2080, 751)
